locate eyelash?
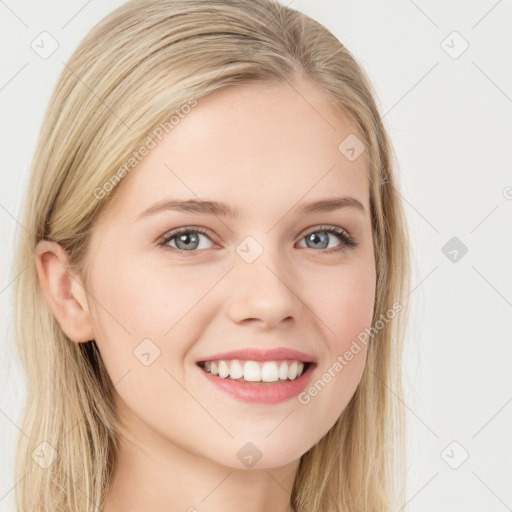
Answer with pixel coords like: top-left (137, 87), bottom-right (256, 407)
top-left (156, 225), bottom-right (357, 257)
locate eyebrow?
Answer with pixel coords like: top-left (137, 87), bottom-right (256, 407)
top-left (137, 196), bottom-right (366, 219)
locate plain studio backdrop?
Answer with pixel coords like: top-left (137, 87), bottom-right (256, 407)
top-left (1, 1), bottom-right (511, 511)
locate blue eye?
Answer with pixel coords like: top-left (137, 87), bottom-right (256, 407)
top-left (157, 225), bottom-right (357, 256)
top-left (298, 225), bottom-right (357, 253)
top-left (157, 226), bottom-right (213, 254)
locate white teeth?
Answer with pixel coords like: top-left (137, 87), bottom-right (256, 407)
top-left (288, 361), bottom-right (298, 380)
top-left (229, 360), bottom-right (244, 379)
top-left (243, 361), bottom-right (261, 382)
top-left (261, 361), bottom-right (279, 382)
top-left (200, 359), bottom-right (309, 382)
top-left (218, 361), bottom-right (229, 379)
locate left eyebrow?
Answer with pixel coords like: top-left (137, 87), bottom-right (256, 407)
top-left (296, 197), bottom-right (366, 215)
top-left (136, 196), bottom-right (366, 220)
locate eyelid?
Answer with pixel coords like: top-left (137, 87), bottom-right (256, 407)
top-left (301, 224), bottom-right (353, 241)
top-left (156, 224), bottom-right (357, 254)
top-left (156, 225), bottom-right (215, 247)
top-left (299, 224), bottom-right (357, 251)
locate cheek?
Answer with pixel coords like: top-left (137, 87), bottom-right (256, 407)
top-left (86, 258), bottom-right (209, 426)
top-left (89, 255), bottom-right (204, 334)
top-left (295, 260), bottom-right (375, 436)
top-left (308, 259), bottom-right (376, 349)
top-left (87, 256), bottom-right (222, 375)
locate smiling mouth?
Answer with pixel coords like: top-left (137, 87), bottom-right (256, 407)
top-left (196, 359), bottom-right (314, 384)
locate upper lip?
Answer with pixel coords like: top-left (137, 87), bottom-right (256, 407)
top-left (196, 347), bottom-right (317, 364)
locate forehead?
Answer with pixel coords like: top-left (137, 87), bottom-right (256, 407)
top-left (100, 78), bottom-right (369, 222)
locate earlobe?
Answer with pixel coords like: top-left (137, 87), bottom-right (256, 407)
top-left (34, 240), bottom-right (95, 343)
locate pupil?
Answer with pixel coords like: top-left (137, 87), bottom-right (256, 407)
top-left (177, 233), bottom-right (198, 250)
top-left (308, 232), bottom-right (328, 249)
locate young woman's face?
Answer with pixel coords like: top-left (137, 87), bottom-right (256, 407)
top-left (85, 78), bottom-right (376, 469)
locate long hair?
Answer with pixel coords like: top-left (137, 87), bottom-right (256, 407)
top-left (11, 1), bottom-right (411, 510)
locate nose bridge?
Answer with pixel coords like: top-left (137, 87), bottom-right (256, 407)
top-left (226, 234), bottom-right (299, 328)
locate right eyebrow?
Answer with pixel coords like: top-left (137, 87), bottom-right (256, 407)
top-left (137, 199), bottom-right (239, 219)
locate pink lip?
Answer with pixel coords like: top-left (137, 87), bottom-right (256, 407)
top-left (196, 347), bottom-right (316, 363)
top-left (197, 362), bottom-right (316, 404)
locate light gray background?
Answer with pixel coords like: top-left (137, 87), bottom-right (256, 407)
top-left (1, 1), bottom-right (511, 511)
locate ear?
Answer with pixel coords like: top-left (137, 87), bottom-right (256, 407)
top-left (34, 239), bottom-right (95, 343)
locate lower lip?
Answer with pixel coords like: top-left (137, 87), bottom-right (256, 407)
top-left (197, 363), bottom-right (316, 404)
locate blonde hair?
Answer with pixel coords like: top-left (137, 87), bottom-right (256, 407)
top-left (11, 0), bottom-right (411, 510)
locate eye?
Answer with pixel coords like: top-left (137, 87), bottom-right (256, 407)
top-left (156, 224), bottom-right (357, 257)
top-left (157, 226), bottom-right (214, 255)
top-left (297, 225), bottom-right (357, 253)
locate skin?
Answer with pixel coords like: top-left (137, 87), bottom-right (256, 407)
top-left (35, 77), bottom-right (376, 512)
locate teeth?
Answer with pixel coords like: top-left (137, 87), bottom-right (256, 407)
top-left (200, 359), bottom-right (308, 382)
top-left (278, 363), bottom-right (289, 380)
top-left (218, 361), bottom-right (230, 379)
top-left (288, 361), bottom-right (298, 380)
top-left (261, 362), bottom-right (279, 382)
top-left (229, 360), bottom-right (244, 379)
top-left (244, 361), bottom-right (261, 382)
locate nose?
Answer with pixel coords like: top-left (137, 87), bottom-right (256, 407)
top-left (226, 248), bottom-right (301, 329)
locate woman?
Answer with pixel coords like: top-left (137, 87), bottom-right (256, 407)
top-left (12, 0), bottom-right (411, 510)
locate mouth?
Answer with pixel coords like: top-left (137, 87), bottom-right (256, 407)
top-left (196, 357), bottom-right (316, 404)
top-left (196, 359), bottom-right (316, 385)
top-left (194, 347), bottom-right (317, 403)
